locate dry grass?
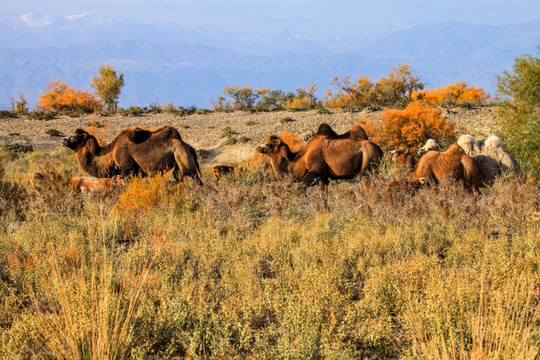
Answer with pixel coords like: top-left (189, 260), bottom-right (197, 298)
top-left (0, 148), bottom-right (538, 359)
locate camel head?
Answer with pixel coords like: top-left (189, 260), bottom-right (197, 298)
top-left (256, 136), bottom-right (285, 155)
top-left (417, 138), bottom-right (441, 156)
top-left (390, 146), bottom-right (416, 171)
top-left (62, 129), bottom-right (94, 151)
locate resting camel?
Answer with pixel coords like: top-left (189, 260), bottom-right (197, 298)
top-left (434, 136), bottom-right (524, 185)
top-left (256, 123), bottom-right (383, 186)
top-left (212, 164), bottom-right (235, 183)
top-left (69, 175), bottom-right (126, 195)
top-left (391, 144), bottom-right (480, 191)
top-left (63, 126), bottom-right (203, 184)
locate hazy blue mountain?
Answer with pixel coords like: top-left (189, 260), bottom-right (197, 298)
top-left (0, 19), bottom-right (538, 109)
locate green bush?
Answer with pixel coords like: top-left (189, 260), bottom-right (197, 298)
top-left (45, 129), bottom-right (62, 137)
top-left (27, 110), bottom-right (56, 120)
top-left (496, 47), bottom-right (540, 179)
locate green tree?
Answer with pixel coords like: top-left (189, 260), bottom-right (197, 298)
top-left (91, 64), bottom-right (124, 111)
top-left (496, 47), bottom-right (540, 178)
top-left (223, 85), bottom-right (264, 110)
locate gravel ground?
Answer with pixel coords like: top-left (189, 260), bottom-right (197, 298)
top-left (0, 106), bottom-right (497, 167)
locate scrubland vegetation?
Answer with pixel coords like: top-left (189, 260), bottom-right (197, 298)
top-left (0, 50), bottom-right (539, 359)
top-left (0, 148), bottom-right (538, 359)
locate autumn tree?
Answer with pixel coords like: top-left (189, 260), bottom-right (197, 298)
top-left (325, 75), bottom-right (375, 108)
top-left (10, 92), bottom-right (28, 115)
top-left (374, 64), bottom-right (424, 106)
top-left (325, 65), bottom-right (424, 109)
top-left (285, 83), bottom-right (319, 109)
top-left (256, 88), bottom-right (294, 110)
top-left (91, 64), bottom-right (124, 111)
top-left (496, 47), bottom-right (540, 178)
top-left (223, 85), bottom-right (264, 110)
top-left (37, 80), bottom-right (102, 113)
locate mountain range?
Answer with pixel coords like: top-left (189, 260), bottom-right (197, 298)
top-left (0, 16), bottom-right (539, 108)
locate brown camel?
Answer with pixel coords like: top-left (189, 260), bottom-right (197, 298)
top-left (69, 175), bottom-right (126, 195)
top-left (256, 123), bottom-right (383, 186)
top-left (391, 144), bottom-right (480, 190)
top-left (63, 126), bottom-right (203, 184)
top-left (212, 164), bottom-right (235, 183)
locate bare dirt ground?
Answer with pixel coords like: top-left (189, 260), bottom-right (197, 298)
top-left (0, 106), bottom-right (497, 168)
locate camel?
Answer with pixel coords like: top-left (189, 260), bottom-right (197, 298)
top-left (63, 126), bottom-right (203, 184)
top-left (212, 164), bottom-right (235, 183)
top-left (391, 144), bottom-right (480, 190)
top-left (69, 175), bottom-right (126, 195)
top-left (442, 135), bottom-right (523, 185)
top-left (256, 123), bottom-right (383, 186)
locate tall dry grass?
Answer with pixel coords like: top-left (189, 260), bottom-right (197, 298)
top-left (0, 149), bottom-right (538, 359)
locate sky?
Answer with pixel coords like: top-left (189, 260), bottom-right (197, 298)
top-left (3, 0), bottom-right (540, 39)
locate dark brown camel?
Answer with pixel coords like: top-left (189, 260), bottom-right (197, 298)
top-left (63, 126), bottom-right (203, 184)
top-left (391, 144), bottom-right (480, 190)
top-left (212, 164), bottom-right (235, 183)
top-left (256, 123), bottom-right (383, 186)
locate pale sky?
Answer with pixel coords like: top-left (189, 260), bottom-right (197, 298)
top-left (3, 0), bottom-right (540, 39)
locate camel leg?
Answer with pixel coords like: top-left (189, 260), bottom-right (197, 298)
top-left (173, 142), bottom-right (203, 185)
top-left (319, 181), bottom-right (329, 210)
top-left (302, 171), bottom-right (324, 187)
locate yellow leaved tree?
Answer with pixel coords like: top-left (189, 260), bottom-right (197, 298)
top-left (91, 64), bottom-right (125, 111)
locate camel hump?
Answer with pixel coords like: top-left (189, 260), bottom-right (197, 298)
top-left (126, 127), bottom-right (153, 144)
top-left (315, 123), bottom-right (368, 141)
top-left (315, 123), bottom-right (339, 137)
top-left (349, 125), bottom-right (368, 141)
top-left (447, 144), bottom-right (466, 156)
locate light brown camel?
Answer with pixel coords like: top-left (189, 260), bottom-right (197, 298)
top-left (69, 175), bottom-right (126, 195)
top-left (391, 144), bottom-right (480, 190)
top-left (256, 123), bottom-right (383, 186)
top-left (63, 126), bottom-right (203, 184)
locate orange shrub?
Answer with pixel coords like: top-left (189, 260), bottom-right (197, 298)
top-left (37, 80), bottom-right (102, 113)
top-left (85, 123), bottom-right (115, 146)
top-left (412, 82), bottom-right (490, 106)
top-left (359, 101), bottom-right (456, 151)
top-left (279, 130), bottom-right (304, 152)
top-left (116, 174), bottom-right (165, 216)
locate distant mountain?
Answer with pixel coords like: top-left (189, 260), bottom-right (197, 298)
top-left (0, 19), bottom-right (538, 109)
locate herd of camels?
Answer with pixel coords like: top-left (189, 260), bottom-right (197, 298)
top-left (62, 123), bottom-right (523, 195)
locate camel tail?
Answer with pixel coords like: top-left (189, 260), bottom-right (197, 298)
top-left (362, 142), bottom-right (384, 173)
top-left (188, 145), bottom-right (204, 185)
top-left (462, 156), bottom-right (480, 191)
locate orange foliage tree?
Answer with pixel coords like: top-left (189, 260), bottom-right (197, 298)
top-left (37, 80), bottom-right (102, 113)
top-left (359, 101), bottom-right (456, 151)
top-left (374, 64), bottom-right (424, 106)
top-left (412, 82), bottom-right (491, 106)
top-left (325, 75), bottom-right (375, 108)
